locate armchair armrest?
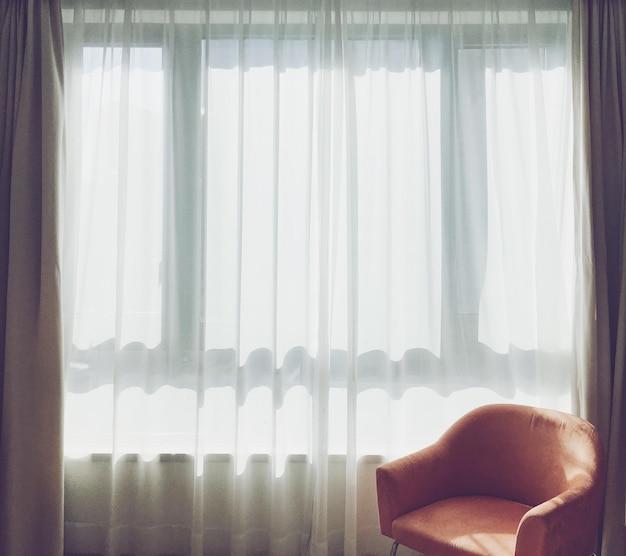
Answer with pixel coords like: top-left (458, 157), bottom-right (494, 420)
top-left (376, 444), bottom-right (456, 537)
top-left (515, 485), bottom-right (602, 556)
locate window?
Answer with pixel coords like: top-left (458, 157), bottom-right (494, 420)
top-left (62, 2), bottom-right (575, 461)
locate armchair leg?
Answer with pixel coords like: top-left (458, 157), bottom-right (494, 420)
top-left (389, 540), bottom-right (399, 556)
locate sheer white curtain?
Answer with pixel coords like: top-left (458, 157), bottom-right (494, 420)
top-left (61, 1), bottom-right (580, 555)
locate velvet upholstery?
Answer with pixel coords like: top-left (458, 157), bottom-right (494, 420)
top-left (376, 404), bottom-right (605, 556)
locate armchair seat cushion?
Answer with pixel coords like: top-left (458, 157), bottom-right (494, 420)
top-left (392, 495), bottom-right (532, 556)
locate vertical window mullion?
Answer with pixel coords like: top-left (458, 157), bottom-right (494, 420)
top-left (163, 24), bottom-right (205, 355)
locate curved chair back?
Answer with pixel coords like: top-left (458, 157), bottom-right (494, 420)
top-left (436, 404), bottom-right (604, 508)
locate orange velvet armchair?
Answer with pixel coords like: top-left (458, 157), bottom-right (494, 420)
top-left (376, 404), bottom-right (605, 556)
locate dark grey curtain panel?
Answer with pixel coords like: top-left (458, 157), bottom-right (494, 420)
top-left (580, 0), bottom-right (626, 553)
top-left (0, 1), bottom-right (64, 554)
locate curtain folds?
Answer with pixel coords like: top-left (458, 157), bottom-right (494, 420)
top-left (578, 0), bottom-right (626, 553)
top-left (0, 1), bottom-right (65, 555)
top-left (59, 1), bottom-right (588, 555)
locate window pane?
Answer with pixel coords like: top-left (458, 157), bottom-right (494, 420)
top-left (74, 46), bottom-right (164, 350)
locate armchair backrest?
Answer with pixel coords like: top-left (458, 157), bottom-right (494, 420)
top-left (436, 404), bottom-right (604, 507)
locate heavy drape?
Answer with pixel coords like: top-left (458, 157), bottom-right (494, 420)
top-left (60, 1), bottom-right (587, 555)
top-left (0, 1), bottom-right (65, 555)
top-left (577, 0), bottom-right (626, 553)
